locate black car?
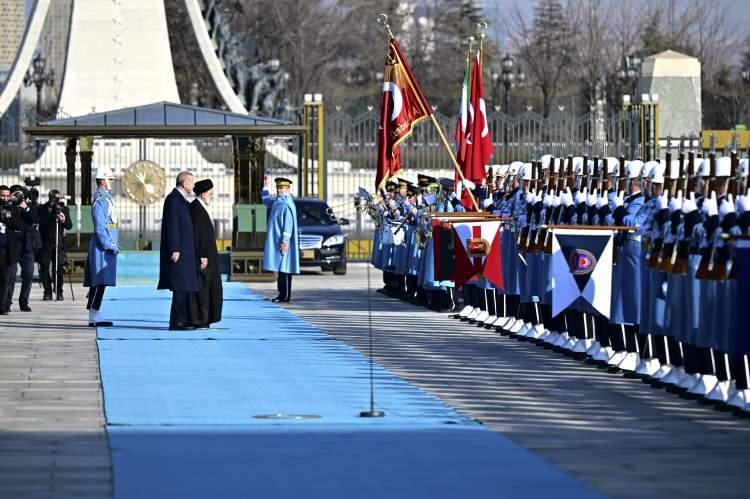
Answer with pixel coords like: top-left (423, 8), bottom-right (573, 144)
top-left (294, 198), bottom-right (349, 275)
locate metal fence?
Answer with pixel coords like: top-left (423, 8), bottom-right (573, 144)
top-left (0, 107), bottom-right (646, 247)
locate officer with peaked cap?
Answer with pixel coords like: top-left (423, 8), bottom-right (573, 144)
top-left (263, 177), bottom-right (300, 302)
top-left (84, 165), bottom-right (119, 327)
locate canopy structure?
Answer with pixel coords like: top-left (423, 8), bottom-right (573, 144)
top-left (25, 101), bottom-right (306, 139)
top-left (24, 102), bottom-right (307, 281)
top-left (24, 101), bottom-right (306, 207)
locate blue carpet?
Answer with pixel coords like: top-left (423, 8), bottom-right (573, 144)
top-left (98, 283), bottom-right (604, 499)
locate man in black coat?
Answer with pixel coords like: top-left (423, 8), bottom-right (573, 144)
top-left (38, 190), bottom-right (73, 300)
top-left (4, 185), bottom-right (38, 312)
top-left (0, 185), bottom-right (22, 315)
top-left (189, 179), bottom-right (223, 327)
top-left (158, 172), bottom-right (199, 330)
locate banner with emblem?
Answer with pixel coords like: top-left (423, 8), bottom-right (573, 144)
top-left (551, 228), bottom-right (614, 318)
top-left (433, 219), bottom-right (503, 289)
top-left (376, 37), bottom-right (432, 192)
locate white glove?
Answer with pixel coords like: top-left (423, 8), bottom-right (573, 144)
top-left (562, 187), bottom-right (574, 207)
top-left (614, 190), bottom-right (624, 208)
top-left (682, 191), bottom-right (698, 214)
top-left (587, 189), bottom-right (598, 206)
top-left (597, 190), bottom-right (608, 208)
top-left (656, 189), bottom-right (669, 211)
top-left (668, 190), bottom-right (683, 213)
top-left (719, 194), bottom-right (735, 217)
top-left (552, 192), bottom-right (562, 207)
top-left (737, 193), bottom-right (749, 213)
top-left (574, 187), bottom-right (587, 205)
top-left (702, 191), bottom-right (718, 217)
top-left (482, 197), bottom-right (493, 209)
top-left (525, 190), bottom-right (536, 204)
top-left (462, 179), bottom-right (476, 191)
top-left (543, 192), bottom-right (553, 207)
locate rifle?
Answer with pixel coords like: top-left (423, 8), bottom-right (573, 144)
top-left (647, 144), bottom-right (673, 268)
top-left (694, 151), bottom-right (718, 279)
top-left (529, 158), bottom-right (556, 252)
top-left (659, 149), bottom-right (692, 272)
top-left (544, 156), bottom-right (571, 254)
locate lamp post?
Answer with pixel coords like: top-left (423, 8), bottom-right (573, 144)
top-left (23, 53), bottom-right (54, 156)
top-left (23, 52), bottom-right (55, 120)
top-left (500, 53), bottom-right (524, 161)
top-left (617, 54), bottom-right (642, 101)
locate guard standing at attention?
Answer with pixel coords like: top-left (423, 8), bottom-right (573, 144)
top-left (263, 177), bottom-right (300, 302)
top-left (83, 166), bottom-right (119, 327)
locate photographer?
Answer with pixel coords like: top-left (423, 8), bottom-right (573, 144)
top-left (38, 189), bottom-right (72, 301)
top-left (4, 185), bottom-right (38, 312)
top-left (0, 186), bottom-right (21, 315)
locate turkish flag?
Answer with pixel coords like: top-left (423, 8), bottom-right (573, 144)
top-left (376, 38), bottom-right (432, 192)
top-left (460, 52), bottom-right (494, 210)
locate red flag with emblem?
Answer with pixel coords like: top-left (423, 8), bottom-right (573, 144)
top-left (376, 37), bottom-right (432, 192)
top-left (460, 51), bottom-right (494, 210)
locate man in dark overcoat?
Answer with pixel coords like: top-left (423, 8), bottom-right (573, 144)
top-left (188, 179), bottom-right (223, 327)
top-left (158, 171), bottom-right (199, 330)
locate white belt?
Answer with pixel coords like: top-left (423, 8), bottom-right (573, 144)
top-left (627, 234), bottom-right (642, 242)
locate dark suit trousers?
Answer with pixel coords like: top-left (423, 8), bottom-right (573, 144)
top-left (6, 250), bottom-right (33, 307)
top-left (170, 291), bottom-right (192, 326)
top-left (0, 249), bottom-right (8, 311)
top-left (277, 272), bottom-right (292, 301)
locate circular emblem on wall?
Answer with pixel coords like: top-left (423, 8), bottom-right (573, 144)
top-left (568, 249), bottom-right (597, 275)
top-left (122, 160), bottom-right (166, 206)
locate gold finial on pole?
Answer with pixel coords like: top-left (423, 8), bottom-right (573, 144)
top-left (377, 13), bottom-right (394, 39)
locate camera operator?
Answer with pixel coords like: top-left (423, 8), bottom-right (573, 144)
top-left (0, 185), bottom-right (24, 314)
top-left (38, 189), bottom-right (72, 301)
top-left (4, 185), bottom-right (39, 312)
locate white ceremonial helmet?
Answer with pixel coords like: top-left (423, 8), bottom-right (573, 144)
top-left (498, 164), bottom-right (510, 177)
top-left (715, 156), bottom-right (732, 177)
top-left (738, 158), bottom-right (749, 178)
top-left (508, 161), bottom-right (524, 177)
top-left (540, 154), bottom-right (553, 170)
top-left (695, 158), bottom-right (711, 177)
top-left (605, 157), bottom-right (620, 176)
top-left (572, 156), bottom-right (585, 176)
top-left (519, 163), bottom-right (534, 181)
top-left (649, 161), bottom-right (666, 184)
top-left (625, 160), bottom-right (644, 179)
top-left (95, 165), bottom-right (115, 180)
top-left (586, 159), bottom-right (596, 176)
top-left (641, 160), bottom-right (659, 180)
top-left (669, 159), bottom-right (683, 180)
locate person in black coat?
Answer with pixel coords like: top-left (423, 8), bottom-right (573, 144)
top-left (38, 190), bottom-right (73, 300)
top-left (158, 172), bottom-right (199, 330)
top-left (0, 185), bottom-right (22, 315)
top-left (4, 185), bottom-right (38, 312)
top-left (188, 179), bottom-right (223, 327)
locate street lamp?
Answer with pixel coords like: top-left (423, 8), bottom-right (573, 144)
top-left (742, 68), bottom-right (750, 85)
top-left (23, 52), bottom-right (55, 120)
top-left (617, 54), bottom-right (642, 99)
top-left (500, 53), bottom-right (524, 160)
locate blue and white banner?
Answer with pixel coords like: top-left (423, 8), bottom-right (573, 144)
top-left (551, 228), bottom-right (615, 319)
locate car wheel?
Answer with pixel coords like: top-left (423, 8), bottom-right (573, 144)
top-left (333, 262), bottom-right (347, 275)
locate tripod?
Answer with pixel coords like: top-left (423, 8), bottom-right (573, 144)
top-left (52, 216), bottom-right (75, 301)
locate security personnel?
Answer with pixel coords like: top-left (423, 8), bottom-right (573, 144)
top-left (38, 189), bottom-right (73, 301)
top-left (263, 177), bottom-right (300, 302)
top-left (84, 166), bottom-right (119, 327)
top-left (4, 185), bottom-right (38, 312)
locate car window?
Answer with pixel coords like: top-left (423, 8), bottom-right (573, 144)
top-left (295, 201), bottom-right (336, 226)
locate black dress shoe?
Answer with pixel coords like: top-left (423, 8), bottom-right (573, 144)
top-left (89, 321), bottom-right (114, 327)
top-left (169, 324), bottom-right (196, 331)
top-left (0, 308), bottom-right (8, 315)
top-left (56, 295), bottom-right (64, 301)
top-left (20, 305), bottom-right (31, 312)
top-left (43, 295), bottom-right (53, 301)
top-left (271, 297), bottom-right (289, 303)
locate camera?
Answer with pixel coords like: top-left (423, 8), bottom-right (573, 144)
top-left (10, 190), bottom-right (26, 206)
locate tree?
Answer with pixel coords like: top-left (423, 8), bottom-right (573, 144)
top-left (507, 0), bottom-right (572, 118)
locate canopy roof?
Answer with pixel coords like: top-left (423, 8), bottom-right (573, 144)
top-left (24, 101), bottom-right (306, 138)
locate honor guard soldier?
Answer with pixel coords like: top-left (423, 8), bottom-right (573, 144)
top-left (84, 166), bottom-right (119, 327)
top-left (263, 177), bottom-right (300, 302)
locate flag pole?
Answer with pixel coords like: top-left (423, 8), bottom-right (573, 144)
top-left (377, 13), bottom-right (480, 212)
